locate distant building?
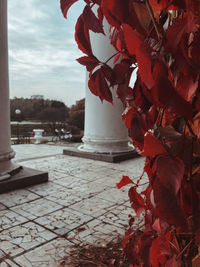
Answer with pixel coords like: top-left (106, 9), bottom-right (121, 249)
top-left (31, 95), bottom-right (44, 100)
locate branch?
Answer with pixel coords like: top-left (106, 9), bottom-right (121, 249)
top-left (158, 108), bottom-right (165, 127)
top-left (189, 137), bottom-right (196, 235)
top-left (103, 52), bottom-right (120, 64)
top-left (145, 0), bottom-right (163, 40)
top-left (184, 119), bottom-right (197, 139)
top-left (176, 238), bottom-right (194, 260)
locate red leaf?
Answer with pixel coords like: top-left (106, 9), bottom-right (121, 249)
top-left (123, 24), bottom-right (154, 89)
top-left (60, 0), bottom-right (79, 18)
top-left (176, 71), bottom-right (199, 102)
top-left (152, 60), bottom-right (193, 120)
top-left (129, 115), bottom-right (144, 145)
top-left (97, 7), bottom-right (104, 24)
top-left (88, 68), bottom-right (113, 103)
top-left (100, 64), bottom-right (113, 83)
top-left (149, 0), bottom-right (181, 16)
top-left (122, 106), bottom-right (134, 129)
top-left (82, 6), bottom-right (104, 34)
top-left (191, 30), bottom-right (200, 68)
top-left (132, 2), bottom-right (151, 32)
top-left (116, 84), bottom-right (133, 104)
top-left (123, 24), bottom-right (144, 55)
top-left (155, 154), bottom-right (184, 195)
top-left (76, 56), bottom-right (99, 71)
top-left (150, 236), bottom-right (171, 267)
top-left (137, 232), bottom-right (154, 266)
top-left (136, 43), bottom-right (155, 89)
top-left (142, 132), bottom-right (167, 157)
top-left (101, 0), bottom-right (131, 29)
top-left (83, 0), bottom-right (101, 4)
top-left (116, 175), bottom-right (133, 189)
top-left (75, 15), bottom-right (93, 55)
top-left (152, 218), bottom-right (162, 234)
top-left (165, 18), bottom-right (187, 53)
top-left (129, 186), bottom-right (145, 216)
top-left (153, 179), bottom-right (187, 229)
top-left (165, 255), bottom-right (179, 267)
top-left (133, 77), bottom-right (152, 112)
top-left (111, 59), bottom-right (132, 85)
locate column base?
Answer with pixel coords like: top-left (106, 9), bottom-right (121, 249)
top-left (81, 137), bottom-right (134, 153)
top-left (63, 146), bottom-right (139, 163)
top-left (0, 166), bottom-right (48, 194)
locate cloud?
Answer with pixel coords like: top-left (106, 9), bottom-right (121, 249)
top-left (8, 0), bottom-right (85, 106)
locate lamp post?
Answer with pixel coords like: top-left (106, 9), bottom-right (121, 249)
top-left (15, 109), bottom-right (21, 144)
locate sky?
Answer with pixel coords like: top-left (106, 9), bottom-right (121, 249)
top-left (8, 0), bottom-right (86, 107)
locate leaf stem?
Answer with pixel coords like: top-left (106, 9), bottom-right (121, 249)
top-left (104, 52), bottom-right (120, 64)
top-left (145, 0), bottom-right (162, 40)
top-left (176, 238), bottom-right (194, 260)
top-left (132, 180), bottom-right (148, 188)
top-left (158, 108), bottom-right (165, 127)
top-left (184, 119), bottom-right (197, 138)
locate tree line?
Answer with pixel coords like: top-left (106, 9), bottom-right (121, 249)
top-left (10, 97), bottom-right (85, 133)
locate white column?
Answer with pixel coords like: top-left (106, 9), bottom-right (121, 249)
top-left (79, 19), bottom-right (133, 153)
top-left (0, 0), bottom-right (15, 175)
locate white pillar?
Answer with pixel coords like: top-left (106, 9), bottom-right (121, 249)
top-left (80, 20), bottom-right (133, 153)
top-left (0, 0), bottom-right (15, 175)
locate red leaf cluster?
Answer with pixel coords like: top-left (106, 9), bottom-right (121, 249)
top-left (60, 0), bottom-right (79, 18)
top-left (61, 0), bottom-right (200, 265)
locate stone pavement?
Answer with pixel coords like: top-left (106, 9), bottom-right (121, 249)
top-left (0, 144), bottom-right (146, 266)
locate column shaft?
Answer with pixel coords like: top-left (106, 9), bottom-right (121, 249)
top-left (0, 0), bottom-right (15, 174)
top-left (80, 20), bottom-right (133, 153)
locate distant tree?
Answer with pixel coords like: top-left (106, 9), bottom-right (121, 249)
top-left (51, 100), bottom-right (66, 109)
top-left (69, 110), bottom-right (84, 130)
top-left (10, 98), bottom-right (68, 122)
top-left (37, 107), bottom-right (69, 135)
top-left (69, 98), bottom-right (85, 130)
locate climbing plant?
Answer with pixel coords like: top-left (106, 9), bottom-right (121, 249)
top-left (61, 0), bottom-right (200, 265)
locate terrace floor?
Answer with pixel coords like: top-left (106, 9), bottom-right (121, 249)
top-left (0, 144), bottom-right (146, 267)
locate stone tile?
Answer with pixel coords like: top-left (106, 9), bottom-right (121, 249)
top-left (72, 167), bottom-right (120, 181)
top-left (107, 205), bottom-right (144, 230)
top-left (66, 219), bottom-right (124, 247)
top-left (18, 158), bottom-right (53, 170)
top-left (45, 187), bottom-right (84, 206)
top-left (45, 170), bottom-right (67, 181)
top-left (66, 219), bottom-right (101, 240)
top-left (70, 196), bottom-right (116, 217)
top-left (94, 167), bottom-right (120, 177)
top-left (35, 208), bottom-right (93, 235)
top-left (14, 238), bottom-right (76, 267)
top-left (118, 157), bottom-right (145, 175)
top-left (100, 204), bottom-right (142, 229)
top-left (11, 198), bottom-right (62, 220)
top-left (27, 182), bottom-right (64, 197)
top-left (72, 170), bottom-right (102, 182)
top-left (53, 175), bottom-right (88, 188)
top-left (0, 251), bottom-right (5, 261)
top-left (0, 189), bottom-right (39, 208)
top-left (0, 204), bottom-right (7, 211)
top-left (97, 187), bottom-right (129, 204)
top-left (0, 222), bottom-right (56, 257)
top-left (72, 180), bottom-right (109, 198)
top-left (0, 210), bottom-right (28, 231)
top-left (96, 172), bottom-right (126, 187)
top-left (98, 205), bottom-right (134, 229)
top-left (0, 259), bottom-right (19, 267)
top-left (36, 158), bottom-right (83, 175)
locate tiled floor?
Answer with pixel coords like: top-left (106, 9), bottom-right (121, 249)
top-left (0, 144), bottom-right (146, 266)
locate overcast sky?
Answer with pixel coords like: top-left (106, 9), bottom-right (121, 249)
top-left (8, 0), bottom-right (86, 107)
